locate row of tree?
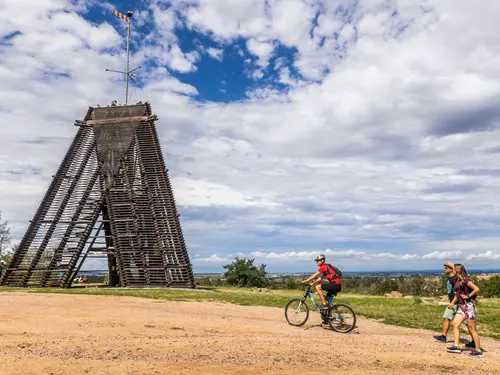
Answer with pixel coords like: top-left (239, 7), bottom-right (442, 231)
top-left (200, 257), bottom-right (500, 298)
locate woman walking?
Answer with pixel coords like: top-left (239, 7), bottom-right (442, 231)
top-left (446, 263), bottom-right (483, 357)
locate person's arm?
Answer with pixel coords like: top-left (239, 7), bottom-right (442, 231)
top-left (462, 281), bottom-right (480, 300)
top-left (448, 295), bottom-right (457, 309)
top-left (302, 271), bottom-right (321, 284)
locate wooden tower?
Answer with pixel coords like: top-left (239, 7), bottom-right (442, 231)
top-left (0, 103), bottom-right (195, 288)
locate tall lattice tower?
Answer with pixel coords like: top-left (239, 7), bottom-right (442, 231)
top-left (0, 103), bottom-right (195, 288)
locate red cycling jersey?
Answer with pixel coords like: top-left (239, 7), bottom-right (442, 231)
top-left (318, 263), bottom-right (341, 284)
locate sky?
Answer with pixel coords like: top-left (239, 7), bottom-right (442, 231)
top-left (1, 0), bottom-right (500, 273)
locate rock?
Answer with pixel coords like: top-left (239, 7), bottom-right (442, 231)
top-left (390, 291), bottom-right (403, 298)
top-left (403, 295), bottom-right (414, 299)
top-left (384, 293), bottom-right (394, 298)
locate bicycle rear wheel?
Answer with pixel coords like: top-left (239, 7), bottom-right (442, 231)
top-left (285, 298), bottom-right (309, 326)
top-left (328, 303), bottom-right (356, 333)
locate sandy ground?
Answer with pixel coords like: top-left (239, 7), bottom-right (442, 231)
top-left (0, 292), bottom-right (499, 375)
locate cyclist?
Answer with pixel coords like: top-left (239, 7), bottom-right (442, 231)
top-left (301, 254), bottom-right (342, 310)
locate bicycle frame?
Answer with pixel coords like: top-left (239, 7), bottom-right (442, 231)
top-left (301, 285), bottom-right (334, 311)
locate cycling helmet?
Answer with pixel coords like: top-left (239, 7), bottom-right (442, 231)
top-left (314, 254), bottom-right (325, 262)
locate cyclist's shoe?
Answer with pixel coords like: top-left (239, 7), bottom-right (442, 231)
top-left (465, 340), bottom-right (475, 348)
top-left (319, 303), bottom-right (329, 311)
top-left (447, 344), bottom-right (461, 353)
top-left (433, 335), bottom-right (447, 343)
top-left (469, 349), bottom-right (483, 357)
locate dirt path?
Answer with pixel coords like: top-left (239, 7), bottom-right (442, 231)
top-left (0, 292), bottom-right (499, 374)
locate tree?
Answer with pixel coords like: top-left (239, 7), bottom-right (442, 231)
top-left (223, 257), bottom-right (268, 287)
top-left (0, 211), bottom-right (11, 259)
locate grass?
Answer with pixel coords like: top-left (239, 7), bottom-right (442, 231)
top-left (1, 286), bottom-right (499, 340)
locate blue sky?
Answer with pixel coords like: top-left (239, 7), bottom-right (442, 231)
top-left (1, 0), bottom-right (500, 273)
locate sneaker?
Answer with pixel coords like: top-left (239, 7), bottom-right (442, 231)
top-left (465, 341), bottom-right (475, 348)
top-left (469, 349), bottom-right (483, 357)
top-left (319, 303), bottom-right (328, 310)
top-left (447, 345), bottom-right (461, 353)
top-left (464, 341), bottom-right (485, 351)
top-left (433, 335), bottom-right (447, 343)
top-left (465, 340), bottom-right (476, 348)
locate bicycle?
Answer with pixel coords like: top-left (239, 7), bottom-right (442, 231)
top-left (284, 283), bottom-right (356, 333)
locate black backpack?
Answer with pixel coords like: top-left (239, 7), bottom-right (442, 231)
top-left (325, 263), bottom-right (342, 280)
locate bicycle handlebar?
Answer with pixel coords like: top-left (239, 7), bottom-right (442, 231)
top-left (301, 281), bottom-right (317, 288)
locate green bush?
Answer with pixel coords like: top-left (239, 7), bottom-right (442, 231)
top-left (478, 276), bottom-right (500, 298)
top-left (283, 277), bottom-right (301, 290)
top-left (196, 277), bottom-right (228, 287)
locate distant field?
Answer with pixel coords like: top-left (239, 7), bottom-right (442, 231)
top-left (1, 286), bottom-right (499, 339)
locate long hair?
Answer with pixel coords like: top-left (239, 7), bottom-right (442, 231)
top-left (454, 263), bottom-right (468, 283)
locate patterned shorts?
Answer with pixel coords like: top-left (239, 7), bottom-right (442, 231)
top-left (442, 305), bottom-right (457, 320)
top-left (456, 302), bottom-right (477, 320)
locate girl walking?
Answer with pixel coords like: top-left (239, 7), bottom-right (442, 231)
top-left (446, 263), bottom-right (483, 357)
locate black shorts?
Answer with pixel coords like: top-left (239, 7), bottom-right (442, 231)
top-left (321, 283), bottom-right (342, 296)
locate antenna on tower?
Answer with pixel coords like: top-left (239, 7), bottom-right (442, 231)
top-left (106, 9), bottom-right (141, 105)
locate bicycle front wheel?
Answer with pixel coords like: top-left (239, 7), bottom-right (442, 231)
top-left (285, 298), bottom-right (309, 326)
top-left (328, 303), bottom-right (356, 333)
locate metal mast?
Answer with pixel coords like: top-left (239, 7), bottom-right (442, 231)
top-left (125, 13), bottom-right (131, 105)
top-left (106, 9), bottom-right (140, 105)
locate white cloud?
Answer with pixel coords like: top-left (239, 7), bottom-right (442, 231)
top-left (467, 251), bottom-right (500, 261)
top-left (400, 254), bottom-right (421, 260)
top-left (246, 39), bottom-right (275, 67)
top-left (167, 44), bottom-right (199, 72)
top-left (144, 67), bottom-right (199, 95)
top-left (252, 69), bottom-right (264, 80)
top-left (145, 79), bottom-right (198, 95)
top-left (249, 249), bottom-right (421, 262)
top-left (314, 13), bottom-right (342, 37)
top-left (422, 250), bottom-right (464, 260)
top-left (193, 254), bottom-right (231, 263)
top-left (207, 47), bottom-right (224, 61)
top-left (250, 249), bottom-right (365, 260)
top-left (172, 176), bottom-right (276, 208)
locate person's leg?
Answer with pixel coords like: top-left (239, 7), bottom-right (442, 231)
top-left (452, 314), bottom-right (466, 346)
top-left (466, 319), bottom-right (481, 351)
top-left (447, 313), bottom-right (465, 353)
top-left (443, 318), bottom-right (450, 336)
top-left (435, 306), bottom-right (455, 342)
top-left (443, 305), bottom-right (456, 335)
top-left (315, 284), bottom-right (327, 305)
top-left (321, 283), bottom-right (341, 300)
top-left (465, 324), bottom-right (476, 347)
